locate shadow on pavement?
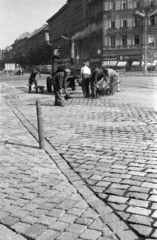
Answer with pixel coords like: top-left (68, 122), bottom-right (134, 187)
top-left (6, 141), bottom-right (39, 149)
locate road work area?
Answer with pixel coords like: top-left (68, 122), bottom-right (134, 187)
top-left (0, 80), bottom-right (157, 240)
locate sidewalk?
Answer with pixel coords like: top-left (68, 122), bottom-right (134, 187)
top-left (0, 95), bottom-right (123, 240)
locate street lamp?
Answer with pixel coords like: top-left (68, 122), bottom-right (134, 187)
top-left (135, 8), bottom-right (157, 74)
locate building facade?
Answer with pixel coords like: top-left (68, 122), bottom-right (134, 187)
top-left (47, 0), bottom-right (157, 70)
top-left (3, 25), bottom-right (50, 67)
top-left (47, 0), bottom-right (104, 69)
top-left (103, 0), bottom-right (157, 70)
top-left (2, 0), bottom-right (157, 70)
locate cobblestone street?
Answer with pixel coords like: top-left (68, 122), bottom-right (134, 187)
top-left (0, 84), bottom-right (157, 239)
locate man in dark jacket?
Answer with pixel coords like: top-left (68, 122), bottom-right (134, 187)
top-left (90, 67), bottom-right (107, 99)
top-left (53, 68), bottom-right (70, 107)
top-left (29, 69), bottom-right (41, 93)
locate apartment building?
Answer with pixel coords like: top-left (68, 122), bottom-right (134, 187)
top-left (47, 0), bottom-right (103, 68)
top-left (103, 0), bottom-right (157, 69)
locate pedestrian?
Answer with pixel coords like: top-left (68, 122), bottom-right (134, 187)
top-left (53, 67), bottom-right (71, 107)
top-left (28, 69), bottom-right (41, 93)
top-left (90, 67), bottom-right (108, 99)
top-left (101, 67), bottom-right (119, 95)
top-left (80, 61), bottom-right (91, 98)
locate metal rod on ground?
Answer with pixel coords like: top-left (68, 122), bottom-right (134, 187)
top-left (36, 100), bottom-right (45, 149)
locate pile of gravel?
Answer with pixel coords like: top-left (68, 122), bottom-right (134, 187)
top-left (0, 83), bottom-right (15, 93)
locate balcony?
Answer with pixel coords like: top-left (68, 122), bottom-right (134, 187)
top-left (104, 44), bottom-right (143, 50)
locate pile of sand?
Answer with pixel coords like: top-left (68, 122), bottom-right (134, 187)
top-left (0, 83), bottom-right (15, 93)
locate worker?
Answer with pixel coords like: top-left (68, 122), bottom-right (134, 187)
top-left (101, 67), bottom-right (119, 95)
top-left (53, 46), bottom-right (61, 74)
top-left (80, 61), bottom-right (91, 98)
top-left (90, 67), bottom-right (108, 99)
top-left (28, 69), bottom-right (41, 93)
top-left (53, 67), bottom-right (71, 107)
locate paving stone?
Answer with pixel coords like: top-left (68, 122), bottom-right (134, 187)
top-left (128, 214), bottom-right (153, 226)
top-left (80, 228), bottom-right (102, 240)
top-left (21, 215), bottom-right (39, 224)
top-left (129, 186), bottom-right (149, 193)
top-left (100, 213), bottom-right (120, 224)
top-left (109, 203), bottom-right (127, 211)
top-left (56, 199), bottom-right (78, 211)
top-left (24, 223), bottom-right (47, 238)
top-left (36, 229), bottom-right (59, 240)
top-left (128, 199), bottom-right (149, 208)
top-left (36, 215), bottom-right (57, 226)
top-left (126, 206), bottom-right (151, 216)
top-left (30, 209), bottom-right (48, 218)
top-left (56, 231), bottom-right (79, 240)
top-left (151, 229), bottom-right (157, 239)
top-left (75, 217), bottom-right (93, 226)
top-left (81, 208), bottom-right (99, 219)
top-left (67, 207), bottom-right (86, 216)
top-left (11, 222), bottom-right (31, 234)
top-left (58, 213), bottom-right (77, 224)
top-left (49, 221), bottom-right (69, 232)
top-left (108, 221), bottom-right (138, 240)
top-left (108, 195), bottom-right (128, 204)
top-left (1, 216), bottom-right (19, 226)
top-left (0, 224), bottom-right (27, 240)
top-left (126, 192), bottom-right (148, 200)
top-left (148, 195), bottom-right (157, 202)
top-left (0, 211), bottom-right (9, 220)
top-left (117, 211), bottom-right (130, 221)
top-left (66, 223), bottom-right (87, 234)
top-left (130, 224), bottom-right (152, 237)
top-left (22, 203), bottom-right (39, 211)
top-left (47, 209), bottom-right (65, 218)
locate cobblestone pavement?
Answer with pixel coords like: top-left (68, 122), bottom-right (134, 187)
top-left (1, 86), bottom-right (157, 240)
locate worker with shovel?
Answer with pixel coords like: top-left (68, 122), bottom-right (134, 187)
top-left (101, 66), bottom-right (120, 95)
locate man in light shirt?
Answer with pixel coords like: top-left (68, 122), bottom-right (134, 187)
top-left (80, 61), bottom-right (91, 98)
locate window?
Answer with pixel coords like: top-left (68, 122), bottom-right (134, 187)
top-left (134, 34), bottom-right (140, 45)
top-left (122, 1), bottom-right (127, 9)
top-left (135, 18), bottom-right (140, 27)
top-left (110, 36), bottom-right (115, 47)
top-left (111, 21), bottom-right (115, 28)
top-left (111, 1), bottom-right (116, 10)
top-left (122, 35), bottom-right (127, 46)
top-left (137, 1), bottom-right (140, 8)
top-left (123, 20), bottom-right (127, 27)
top-left (150, 16), bottom-right (155, 26)
top-left (150, 1), bottom-right (154, 7)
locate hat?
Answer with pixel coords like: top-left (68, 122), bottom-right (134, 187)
top-left (83, 61), bottom-right (89, 65)
top-left (56, 46), bottom-right (60, 49)
top-left (64, 68), bottom-right (70, 73)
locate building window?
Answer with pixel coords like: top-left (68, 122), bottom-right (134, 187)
top-left (123, 20), bottom-right (127, 27)
top-left (135, 18), bottom-right (140, 27)
top-left (137, 1), bottom-right (140, 8)
top-left (122, 35), bottom-right (127, 46)
top-left (134, 34), bottom-right (140, 45)
top-left (150, 1), bottom-right (154, 7)
top-left (111, 1), bottom-right (116, 10)
top-left (111, 21), bottom-right (115, 28)
top-left (150, 16), bottom-right (155, 26)
top-left (122, 1), bottom-right (127, 9)
top-left (110, 36), bottom-right (115, 47)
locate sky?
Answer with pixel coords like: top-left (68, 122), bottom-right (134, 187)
top-left (0, 0), bottom-right (67, 50)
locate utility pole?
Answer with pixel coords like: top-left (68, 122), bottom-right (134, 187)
top-left (135, 8), bottom-right (157, 74)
